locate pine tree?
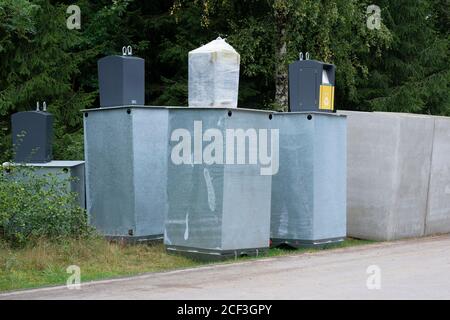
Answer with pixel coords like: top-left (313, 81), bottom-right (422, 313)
top-left (356, 0), bottom-right (450, 114)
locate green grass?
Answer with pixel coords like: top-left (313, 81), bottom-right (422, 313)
top-left (0, 237), bottom-right (374, 293)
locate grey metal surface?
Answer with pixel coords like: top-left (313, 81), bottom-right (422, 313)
top-left (165, 108), bottom-right (272, 256)
top-left (271, 112), bottom-right (347, 245)
top-left (24, 161), bottom-right (85, 209)
top-left (340, 111), bottom-right (434, 241)
top-left (11, 111), bottom-right (53, 163)
top-left (26, 160), bottom-right (85, 167)
top-left (288, 59), bottom-right (335, 112)
top-left (97, 55), bottom-right (145, 107)
top-left (83, 106), bottom-right (168, 238)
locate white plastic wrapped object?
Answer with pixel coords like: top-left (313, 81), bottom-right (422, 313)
top-left (188, 37), bottom-right (240, 108)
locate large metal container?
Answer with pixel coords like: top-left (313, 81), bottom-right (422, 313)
top-left (165, 108), bottom-right (273, 260)
top-left (271, 112), bottom-right (347, 247)
top-left (83, 106), bottom-right (168, 241)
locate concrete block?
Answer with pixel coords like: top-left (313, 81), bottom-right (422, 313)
top-left (340, 111), bottom-right (434, 241)
top-left (425, 116), bottom-right (450, 235)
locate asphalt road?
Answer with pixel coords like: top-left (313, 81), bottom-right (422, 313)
top-left (1, 235), bottom-right (450, 300)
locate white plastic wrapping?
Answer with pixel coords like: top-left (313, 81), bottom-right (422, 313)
top-left (188, 37), bottom-right (240, 108)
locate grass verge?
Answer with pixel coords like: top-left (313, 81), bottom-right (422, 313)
top-left (0, 237), bottom-right (374, 293)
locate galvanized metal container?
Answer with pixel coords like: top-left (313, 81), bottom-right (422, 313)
top-left (271, 112), bottom-right (347, 247)
top-left (83, 106), bottom-right (169, 241)
top-left (165, 108), bottom-right (273, 260)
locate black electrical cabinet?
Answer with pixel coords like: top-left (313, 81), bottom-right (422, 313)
top-left (98, 55), bottom-right (145, 108)
top-left (288, 59), bottom-right (336, 112)
top-left (12, 111), bottom-right (53, 163)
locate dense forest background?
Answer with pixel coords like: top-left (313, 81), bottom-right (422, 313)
top-left (0, 0), bottom-right (449, 160)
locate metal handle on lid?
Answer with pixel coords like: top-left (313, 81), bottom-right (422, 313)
top-left (122, 46), bottom-right (133, 56)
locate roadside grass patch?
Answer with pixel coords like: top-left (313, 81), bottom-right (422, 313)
top-left (0, 237), bottom-right (373, 293)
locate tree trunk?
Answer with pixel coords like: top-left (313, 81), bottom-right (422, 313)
top-left (274, 2), bottom-right (289, 111)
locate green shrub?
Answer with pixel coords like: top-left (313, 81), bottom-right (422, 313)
top-left (0, 124), bottom-right (12, 162)
top-left (53, 130), bottom-right (85, 161)
top-left (0, 164), bottom-right (92, 246)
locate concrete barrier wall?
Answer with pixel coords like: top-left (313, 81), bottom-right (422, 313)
top-left (425, 116), bottom-right (450, 235)
top-left (339, 111), bottom-right (446, 240)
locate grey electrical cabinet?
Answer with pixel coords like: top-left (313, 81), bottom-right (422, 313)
top-left (165, 108), bottom-right (272, 260)
top-left (98, 55), bottom-right (145, 108)
top-left (83, 106), bottom-right (169, 241)
top-left (289, 59), bottom-right (336, 112)
top-left (271, 112), bottom-right (347, 247)
top-left (11, 111), bottom-right (53, 163)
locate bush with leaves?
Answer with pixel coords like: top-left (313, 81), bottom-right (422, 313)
top-left (0, 164), bottom-right (92, 246)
